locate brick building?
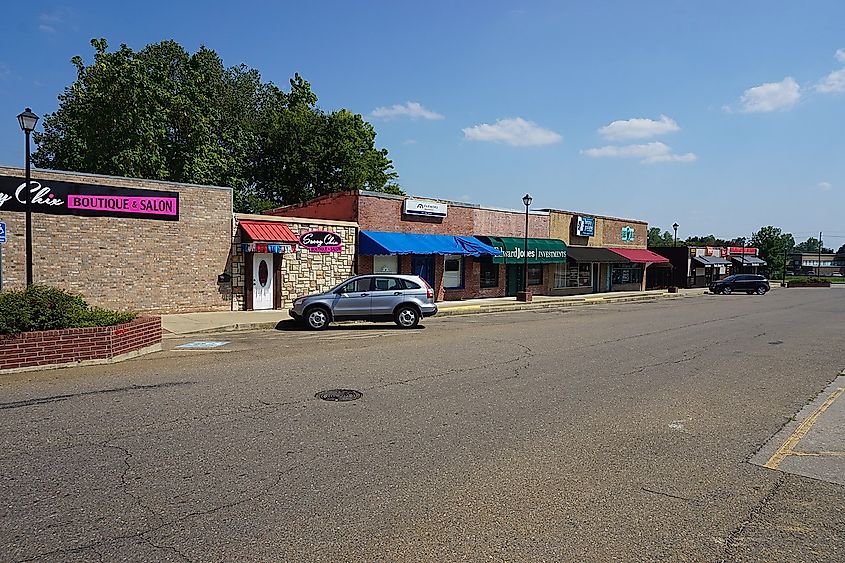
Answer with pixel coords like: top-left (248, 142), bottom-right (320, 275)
top-left (545, 209), bottom-right (668, 293)
top-left (0, 167), bottom-right (360, 314)
top-left (267, 191), bottom-right (665, 300)
top-left (0, 167), bottom-right (233, 313)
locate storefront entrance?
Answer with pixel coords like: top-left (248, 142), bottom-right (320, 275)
top-left (411, 255), bottom-right (435, 288)
top-left (505, 264), bottom-right (524, 297)
top-left (252, 252), bottom-right (274, 310)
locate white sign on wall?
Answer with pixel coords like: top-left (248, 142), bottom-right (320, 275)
top-left (403, 198), bottom-right (448, 217)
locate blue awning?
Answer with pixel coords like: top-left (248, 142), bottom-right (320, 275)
top-left (359, 230), bottom-right (502, 256)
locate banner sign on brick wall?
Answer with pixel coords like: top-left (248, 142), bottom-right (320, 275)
top-left (0, 175), bottom-right (179, 221)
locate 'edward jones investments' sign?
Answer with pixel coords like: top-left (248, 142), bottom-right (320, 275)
top-left (0, 175), bottom-right (180, 221)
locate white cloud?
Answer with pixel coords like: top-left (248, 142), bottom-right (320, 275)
top-left (371, 101), bottom-right (444, 120)
top-left (403, 139), bottom-right (418, 145)
top-left (462, 117), bottom-right (562, 147)
top-left (816, 50), bottom-right (845, 93)
top-left (819, 181), bottom-right (832, 191)
top-left (738, 76), bottom-right (801, 112)
top-left (581, 142), bottom-right (697, 164)
top-left (0, 63), bottom-right (9, 80)
top-left (817, 69), bottom-right (845, 93)
top-left (598, 115), bottom-right (680, 140)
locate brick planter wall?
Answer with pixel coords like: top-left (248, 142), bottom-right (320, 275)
top-left (0, 316), bottom-right (161, 373)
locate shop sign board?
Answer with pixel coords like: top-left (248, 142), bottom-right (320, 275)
top-left (403, 198), bottom-right (447, 218)
top-left (299, 230), bottom-right (342, 253)
top-left (241, 243), bottom-right (295, 254)
top-left (575, 216), bottom-right (595, 237)
top-left (621, 226), bottom-right (636, 241)
top-left (728, 246), bottom-right (758, 255)
top-left (0, 175), bottom-right (179, 221)
top-left (0, 222), bottom-right (5, 244)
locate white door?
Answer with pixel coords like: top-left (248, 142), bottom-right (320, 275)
top-left (252, 253), bottom-right (274, 310)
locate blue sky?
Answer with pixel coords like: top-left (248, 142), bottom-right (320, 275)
top-left (1, 1), bottom-right (844, 245)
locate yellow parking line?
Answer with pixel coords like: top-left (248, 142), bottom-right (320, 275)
top-left (442, 305), bottom-right (482, 311)
top-left (764, 387), bottom-right (845, 469)
top-left (789, 451), bottom-right (845, 457)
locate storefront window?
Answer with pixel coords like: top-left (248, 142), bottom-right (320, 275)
top-left (563, 263), bottom-right (591, 288)
top-left (373, 255), bottom-right (399, 274)
top-left (554, 263), bottom-right (567, 288)
top-left (479, 257), bottom-right (499, 288)
top-left (444, 255), bottom-right (463, 289)
top-left (528, 264), bottom-right (543, 285)
top-left (612, 263), bottom-right (643, 284)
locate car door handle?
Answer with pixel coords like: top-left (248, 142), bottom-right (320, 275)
top-left (393, 292), bottom-right (402, 295)
top-left (360, 293), bottom-right (369, 297)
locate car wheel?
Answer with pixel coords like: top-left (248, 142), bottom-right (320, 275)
top-left (756, 286), bottom-right (767, 295)
top-left (722, 286), bottom-right (732, 295)
top-left (394, 306), bottom-right (420, 328)
top-left (305, 307), bottom-right (330, 330)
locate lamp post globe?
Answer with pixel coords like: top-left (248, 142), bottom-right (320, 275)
top-left (672, 222), bottom-right (679, 247)
top-left (17, 107), bottom-right (39, 286)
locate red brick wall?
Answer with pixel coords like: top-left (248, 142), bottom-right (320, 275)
top-left (473, 208), bottom-right (550, 238)
top-left (266, 192), bottom-right (359, 222)
top-left (358, 195), bottom-right (476, 234)
top-left (0, 316), bottom-right (161, 372)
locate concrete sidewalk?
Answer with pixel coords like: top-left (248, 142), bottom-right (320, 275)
top-left (160, 289), bottom-right (708, 336)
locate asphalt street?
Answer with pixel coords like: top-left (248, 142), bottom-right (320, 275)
top-left (1, 288), bottom-right (844, 562)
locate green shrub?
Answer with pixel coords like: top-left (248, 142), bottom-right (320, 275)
top-left (0, 285), bottom-right (136, 335)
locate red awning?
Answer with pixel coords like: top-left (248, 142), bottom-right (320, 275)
top-left (239, 220), bottom-right (299, 243)
top-left (609, 248), bottom-right (670, 264)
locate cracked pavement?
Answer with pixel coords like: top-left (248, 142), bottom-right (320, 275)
top-left (1, 288), bottom-right (844, 561)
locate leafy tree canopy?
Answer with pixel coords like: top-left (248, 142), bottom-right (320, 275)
top-left (33, 38), bottom-right (402, 213)
top-left (794, 237), bottom-right (833, 253)
top-left (647, 227), bottom-right (682, 247)
top-left (751, 226), bottom-right (794, 277)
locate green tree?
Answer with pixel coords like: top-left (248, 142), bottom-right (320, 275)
top-left (253, 76), bottom-right (401, 208)
top-left (794, 237), bottom-right (833, 253)
top-left (751, 226), bottom-right (794, 277)
top-left (647, 227), bottom-right (680, 247)
top-left (837, 244), bottom-right (845, 254)
top-left (33, 39), bottom-right (402, 213)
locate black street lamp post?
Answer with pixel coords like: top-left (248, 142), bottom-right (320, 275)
top-left (17, 108), bottom-right (39, 287)
top-left (672, 223), bottom-right (679, 247)
top-left (518, 193), bottom-right (532, 302)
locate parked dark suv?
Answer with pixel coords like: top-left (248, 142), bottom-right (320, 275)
top-left (709, 274), bottom-right (770, 295)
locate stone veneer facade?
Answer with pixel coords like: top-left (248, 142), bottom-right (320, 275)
top-left (0, 167), bottom-right (232, 313)
top-left (230, 214), bottom-right (357, 311)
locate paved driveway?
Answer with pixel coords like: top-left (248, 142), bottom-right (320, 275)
top-left (1, 289), bottom-right (843, 561)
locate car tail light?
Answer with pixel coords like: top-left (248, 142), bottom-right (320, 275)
top-left (422, 279), bottom-right (433, 299)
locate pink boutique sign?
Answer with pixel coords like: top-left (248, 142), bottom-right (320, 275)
top-left (0, 175), bottom-right (180, 221)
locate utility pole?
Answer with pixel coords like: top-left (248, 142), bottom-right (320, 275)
top-left (818, 231), bottom-right (823, 278)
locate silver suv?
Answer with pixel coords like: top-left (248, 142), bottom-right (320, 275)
top-left (289, 274), bottom-right (438, 330)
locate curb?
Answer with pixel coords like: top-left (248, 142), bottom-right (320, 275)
top-left (162, 291), bottom-right (707, 337)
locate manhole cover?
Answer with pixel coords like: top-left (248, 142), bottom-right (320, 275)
top-left (316, 389), bottom-right (362, 402)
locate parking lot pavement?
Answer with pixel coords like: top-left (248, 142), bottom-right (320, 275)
top-left (2, 288), bottom-right (845, 561)
top-left (752, 373), bottom-right (845, 486)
